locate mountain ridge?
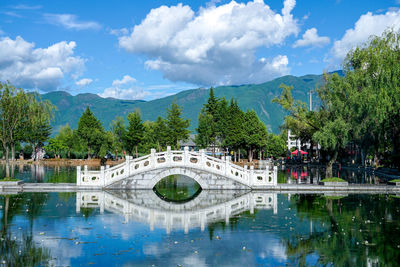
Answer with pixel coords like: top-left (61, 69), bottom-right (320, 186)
top-left (42, 73), bottom-right (327, 134)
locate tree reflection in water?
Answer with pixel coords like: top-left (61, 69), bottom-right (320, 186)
top-left (285, 194), bottom-right (400, 266)
top-left (153, 174), bottom-right (202, 203)
top-left (1, 194), bottom-right (52, 266)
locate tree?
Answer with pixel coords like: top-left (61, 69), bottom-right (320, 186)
top-left (340, 29), bottom-right (400, 168)
top-left (125, 110), bottom-right (144, 157)
top-left (243, 109), bottom-right (268, 162)
top-left (76, 107), bottom-right (105, 159)
top-left (273, 82), bottom-right (350, 177)
top-left (265, 133), bottom-right (287, 158)
top-left (110, 117), bottom-right (126, 158)
top-left (0, 82), bottom-right (28, 177)
top-left (24, 93), bottom-right (55, 161)
top-left (224, 99), bottom-right (245, 162)
top-left (154, 116), bottom-right (169, 152)
top-left (57, 124), bottom-right (74, 158)
top-left (45, 138), bottom-right (67, 158)
top-left (195, 88), bottom-right (219, 155)
top-left (195, 112), bottom-right (213, 149)
top-left (166, 101), bottom-right (190, 150)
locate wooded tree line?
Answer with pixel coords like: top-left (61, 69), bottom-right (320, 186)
top-left (45, 101), bottom-right (190, 160)
top-left (274, 29), bottom-right (400, 176)
top-left (195, 88), bottom-right (286, 162)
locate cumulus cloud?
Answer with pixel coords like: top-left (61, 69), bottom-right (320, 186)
top-left (100, 75), bottom-right (149, 100)
top-left (118, 0), bottom-right (299, 85)
top-left (75, 78), bottom-right (93, 87)
top-left (293, 28), bottom-right (330, 48)
top-left (112, 75), bottom-right (136, 86)
top-left (0, 36), bottom-right (85, 91)
top-left (44, 14), bottom-right (101, 30)
top-left (331, 9), bottom-right (400, 61)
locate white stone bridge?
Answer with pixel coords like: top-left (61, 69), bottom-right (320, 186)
top-left (77, 146), bottom-right (277, 189)
top-left (76, 190), bottom-right (278, 233)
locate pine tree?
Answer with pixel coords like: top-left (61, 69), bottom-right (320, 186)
top-left (125, 109), bottom-right (144, 157)
top-left (225, 99), bottom-right (245, 161)
top-left (77, 107), bottom-right (105, 159)
top-left (195, 88), bottom-right (220, 155)
top-left (166, 101), bottom-right (190, 150)
top-left (154, 116), bottom-right (169, 151)
top-left (243, 109), bottom-right (268, 162)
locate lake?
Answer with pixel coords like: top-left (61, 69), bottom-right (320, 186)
top-left (1, 175), bottom-right (400, 266)
top-left (0, 163), bottom-right (388, 185)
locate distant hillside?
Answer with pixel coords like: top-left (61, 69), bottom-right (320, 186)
top-left (42, 73), bottom-right (325, 134)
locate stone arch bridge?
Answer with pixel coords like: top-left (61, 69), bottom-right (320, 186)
top-left (77, 146), bottom-right (277, 189)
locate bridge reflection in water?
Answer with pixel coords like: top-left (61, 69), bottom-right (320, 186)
top-left (76, 190), bottom-right (277, 234)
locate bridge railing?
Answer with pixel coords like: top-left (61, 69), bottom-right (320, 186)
top-left (76, 146), bottom-right (277, 188)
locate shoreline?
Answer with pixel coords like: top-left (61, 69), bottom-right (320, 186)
top-left (0, 158), bottom-right (124, 167)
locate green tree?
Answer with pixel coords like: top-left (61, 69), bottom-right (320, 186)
top-left (125, 109), bottom-right (144, 157)
top-left (141, 121), bottom-right (158, 153)
top-left (76, 107), bottom-right (105, 159)
top-left (265, 133), bottom-right (286, 158)
top-left (110, 116), bottom-right (126, 158)
top-left (243, 109), bottom-right (268, 162)
top-left (225, 99), bottom-right (245, 162)
top-left (166, 101), bottom-right (190, 150)
top-left (154, 116), bottom-right (169, 152)
top-left (24, 93), bottom-right (55, 161)
top-left (0, 82), bottom-right (28, 176)
top-left (195, 112), bottom-right (213, 149)
top-left (195, 88), bottom-right (219, 155)
top-left (57, 124), bottom-right (74, 158)
top-left (45, 137), bottom-right (67, 158)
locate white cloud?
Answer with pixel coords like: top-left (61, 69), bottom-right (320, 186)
top-left (12, 4), bottom-right (42, 10)
top-left (109, 27), bottom-right (129, 36)
top-left (112, 75), bottom-right (136, 86)
top-left (100, 87), bottom-right (150, 100)
top-left (293, 28), bottom-right (330, 48)
top-left (118, 0), bottom-right (299, 85)
top-left (331, 9), bottom-right (400, 61)
top-left (44, 14), bottom-right (101, 30)
top-left (100, 75), bottom-right (149, 100)
top-left (75, 78), bottom-right (93, 87)
top-left (0, 36), bottom-right (85, 91)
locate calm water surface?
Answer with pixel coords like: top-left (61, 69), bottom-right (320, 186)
top-left (0, 163), bottom-right (388, 184)
top-left (1, 183), bottom-right (400, 266)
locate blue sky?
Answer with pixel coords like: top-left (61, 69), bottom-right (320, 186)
top-left (1, 0), bottom-right (399, 100)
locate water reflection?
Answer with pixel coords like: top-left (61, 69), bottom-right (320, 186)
top-left (77, 190), bottom-right (278, 234)
top-left (153, 175), bottom-right (202, 203)
top-left (0, 164), bottom-right (76, 183)
top-left (1, 191), bottom-right (400, 266)
top-left (280, 165), bottom-right (384, 184)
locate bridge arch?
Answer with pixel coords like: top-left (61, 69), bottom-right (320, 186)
top-left (147, 167), bottom-right (209, 190)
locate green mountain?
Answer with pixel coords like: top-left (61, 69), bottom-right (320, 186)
top-left (42, 73), bottom-right (324, 134)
